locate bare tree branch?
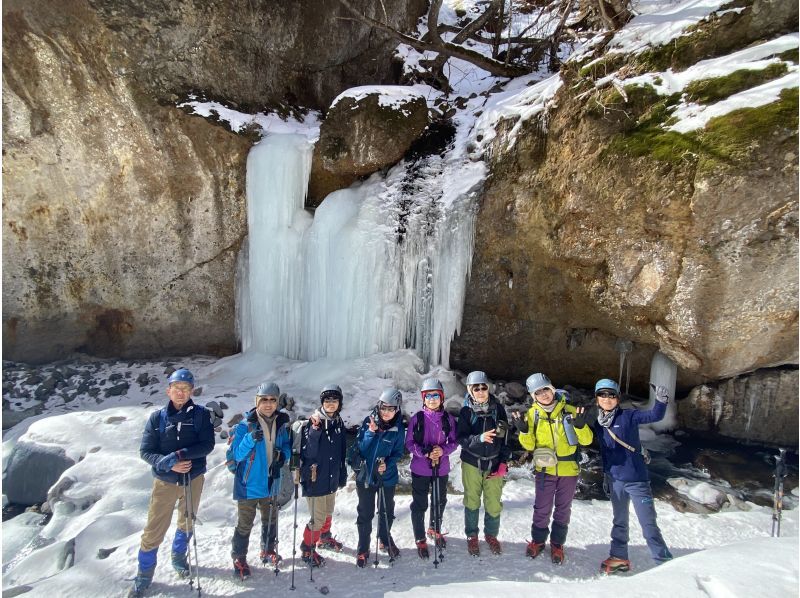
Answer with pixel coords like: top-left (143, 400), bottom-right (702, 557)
top-left (337, 0), bottom-right (529, 78)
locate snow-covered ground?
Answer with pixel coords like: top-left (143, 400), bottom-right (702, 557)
top-left (2, 353), bottom-right (798, 597)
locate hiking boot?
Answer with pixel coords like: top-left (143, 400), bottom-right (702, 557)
top-left (128, 570), bottom-right (153, 597)
top-left (171, 551), bottom-right (190, 578)
top-left (416, 540), bottom-right (430, 559)
top-left (260, 549), bottom-right (282, 566)
top-left (467, 536), bottom-right (480, 557)
top-left (317, 532), bottom-right (344, 552)
top-left (551, 543), bottom-right (565, 564)
top-left (427, 527), bottom-right (447, 549)
top-left (233, 556), bottom-right (251, 580)
top-left (485, 535), bottom-right (502, 555)
top-left (601, 556), bottom-right (631, 574)
top-left (300, 543), bottom-right (325, 568)
top-left (356, 552), bottom-right (369, 568)
top-left (379, 537), bottom-right (400, 558)
top-left (526, 541), bottom-right (546, 559)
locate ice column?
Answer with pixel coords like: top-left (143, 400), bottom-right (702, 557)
top-left (649, 350), bottom-right (678, 431)
top-left (240, 133), bottom-right (479, 368)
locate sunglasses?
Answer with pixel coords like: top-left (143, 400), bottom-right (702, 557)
top-left (379, 405), bottom-right (398, 412)
top-left (423, 392), bottom-right (443, 401)
top-left (258, 397), bottom-right (278, 403)
top-left (596, 391), bottom-right (619, 399)
top-left (471, 385), bottom-right (488, 392)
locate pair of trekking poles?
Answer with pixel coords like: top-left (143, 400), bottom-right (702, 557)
top-left (371, 458), bottom-right (395, 568)
top-left (180, 473), bottom-right (202, 597)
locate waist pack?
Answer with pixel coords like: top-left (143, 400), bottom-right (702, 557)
top-left (532, 447), bottom-right (558, 468)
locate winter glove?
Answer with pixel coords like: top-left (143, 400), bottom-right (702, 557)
top-left (155, 451), bottom-right (180, 473)
top-left (571, 411), bottom-right (587, 429)
top-left (269, 454), bottom-right (286, 479)
top-left (650, 383), bottom-right (670, 404)
top-left (602, 473), bottom-right (612, 498)
top-left (250, 428), bottom-right (264, 443)
top-left (510, 413), bottom-right (529, 433)
top-left (488, 463), bottom-right (508, 479)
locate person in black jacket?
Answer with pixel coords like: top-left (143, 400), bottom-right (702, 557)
top-left (129, 368), bottom-right (215, 597)
top-left (457, 371), bottom-right (510, 557)
top-left (298, 384), bottom-right (348, 567)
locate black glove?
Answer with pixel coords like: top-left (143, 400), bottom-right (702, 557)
top-left (250, 428), bottom-right (264, 443)
top-left (269, 454), bottom-right (285, 478)
top-left (572, 412), bottom-right (587, 429)
top-left (510, 413), bottom-right (528, 433)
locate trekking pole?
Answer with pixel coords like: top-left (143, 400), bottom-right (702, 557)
top-left (373, 458), bottom-right (384, 568)
top-left (264, 446), bottom-right (279, 576)
top-left (290, 467), bottom-right (300, 591)
top-left (378, 481), bottom-right (394, 566)
top-left (309, 464), bottom-right (317, 582)
top-left (431, 460), bottom-right (441, 568)
top-left (180, 475), bottom-right (195, 585)
top-left (772, 448), bottom-right (788, 537)
top-left (183, 474), bottom-right (202, 597)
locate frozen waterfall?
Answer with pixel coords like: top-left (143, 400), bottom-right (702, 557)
top-left (238, 133), bottom-right (482, 368)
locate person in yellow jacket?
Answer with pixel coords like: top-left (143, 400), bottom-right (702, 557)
top-left (513, 373), bottom-right (592, 564)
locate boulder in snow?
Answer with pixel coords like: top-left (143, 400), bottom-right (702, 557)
top-left (4, 441), bottom-right (76, 506)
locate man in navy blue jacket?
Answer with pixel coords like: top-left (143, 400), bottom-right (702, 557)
top-left (593, 378), bottom-right (673, 574)
top-left (130, 368), bottom-right (215, 597)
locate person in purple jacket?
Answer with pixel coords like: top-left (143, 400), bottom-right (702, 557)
top-left (405, 378), bottom-right (458, 559)
top-left (593, 378), bottom-right (673, 574)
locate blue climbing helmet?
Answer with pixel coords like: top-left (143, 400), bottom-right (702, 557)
top-left (525, 372), bottom-right (554, 394)
top-left (168, 368), bottom-right (194, 387)
top-left (465, 371), bottom-right (491, 387)
top-left (594, 378), bottom-right (620, 395)
top-left (378, 387), bottom-right (402, 409)
top-left (256, 382), bottom-right (280, 397)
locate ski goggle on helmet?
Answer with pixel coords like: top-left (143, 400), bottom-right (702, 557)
top-left (420, 378), bottom-right (444, 402)
top-left (378, 388), bottom-right (402, 412)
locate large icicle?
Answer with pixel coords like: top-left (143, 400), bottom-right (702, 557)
top-left (240, 133), bottom-right (481, 368)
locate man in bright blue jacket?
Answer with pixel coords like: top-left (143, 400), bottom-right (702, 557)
top-left (593, 378), bottom-right (673, 574)
top-left (130, 368), bottom-right (215, 597)
top-left (230, 382), bottom-right (292, 579)
top-left (354, 388), bottom-right (406, 567)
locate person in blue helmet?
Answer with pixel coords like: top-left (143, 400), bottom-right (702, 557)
top-left (354, 388), bottom-right (406, 567)
top-left (230, 382), bottom-right (292, 579)
top-left (129, 368), bottom-right (215, 597)
top-left (298, 384), bottom-right (348, 568)
top-left (593, 378), bottom-right (673, 574)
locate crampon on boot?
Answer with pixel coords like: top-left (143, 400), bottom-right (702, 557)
top-left (379, 537), bottom-right (400, 559)
top-left (551, 543), bottom-right (565, 564)
top-left (300, 543), bottom-right (325, 568)
top-left (485, 535), bottom-right (502, 555)
top-left (171, 551), bottom-right (190, 578)
top-left (526, 541), bottom-right (545, 559)
top-left (128, 570), bottom-right (154, 598)
top-left (601, 556), bottom-right (631, 574)
top-left (356, 552), bottom-right (369, 568)
top-left (416, 540), bottom-right (430, 559)
top-left (427, 527), bottom-right (447, 549)
top-left (233, 556), bottom-right (251, 580)
top-left (467, 536), bottom-right (480, 557)
top-left (317, 532), bottom-right (344, 552)
top-left (260, 548), bottom-right (282, 566)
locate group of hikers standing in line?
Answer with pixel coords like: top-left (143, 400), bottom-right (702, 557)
top-left (128, 367), bottom-right (673, 596)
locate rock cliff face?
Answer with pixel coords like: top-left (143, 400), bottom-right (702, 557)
top-left (450, 0), bottom-right (798, 395)
top-left (2, 0), bottom-right (426, 363)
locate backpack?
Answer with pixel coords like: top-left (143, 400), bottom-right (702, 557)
top-left (412, 409), bottom-right (451, 448)
top-left (225, 419), bottom-right (258, 474)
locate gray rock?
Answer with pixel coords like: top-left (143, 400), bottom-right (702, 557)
top-left (192, 386), bottom-right (203, 397)
top-left (104, 382), bottom-right (129, 397)
top-left (678, 368), bottom-right (798, 446)
top-left (505, 382), bottom-right (527, 400)
top-left (108, 373), bottom-right (123, 382)
top-left (136, 373), bottom-right (150, 387)
top-left (5, 441), bottom-right (76, 505)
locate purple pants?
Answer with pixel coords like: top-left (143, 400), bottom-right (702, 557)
top-left (531, 472), bottom-right (579, 545)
